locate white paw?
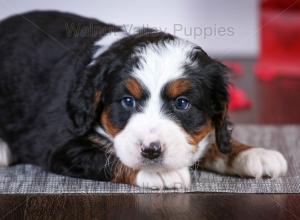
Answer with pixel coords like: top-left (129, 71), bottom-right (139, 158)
top-left (232, 148), bottom-right (288, 178)
top-left (0, 139), bottom-right (13, 167)
top-left (136, 167), bottom-right (191, 189)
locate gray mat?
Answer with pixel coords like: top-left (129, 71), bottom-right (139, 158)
top-left (0, 125), bottom-right (299, 194)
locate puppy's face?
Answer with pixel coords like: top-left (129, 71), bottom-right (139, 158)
top-left (98, 39), bottom-right (227, 171)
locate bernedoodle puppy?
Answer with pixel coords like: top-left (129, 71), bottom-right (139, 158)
top-left (0, 11), bottom-right (287, 188)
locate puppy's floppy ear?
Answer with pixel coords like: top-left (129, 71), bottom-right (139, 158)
top-left (189, 48), bottom-right (232, 153)
top-left (208, 61), bottom-right (232, 153)
top-left (68, 46), bottom-right (123, 135)
top-left (214, 112), bottom-right (232, 154)
top-left (67, 50), bottom-right (103, 136)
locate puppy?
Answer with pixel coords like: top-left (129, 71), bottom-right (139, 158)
top-left (0, 11), bottom-right (287, 188)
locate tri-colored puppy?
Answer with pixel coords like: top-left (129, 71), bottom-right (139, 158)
top-left (0, 11), bottom-right (287, 188)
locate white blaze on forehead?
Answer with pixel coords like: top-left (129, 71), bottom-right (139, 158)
top-left (89, 31), bottom-right (128, 65)
top-left (132, 40), bottom-right (195, 116)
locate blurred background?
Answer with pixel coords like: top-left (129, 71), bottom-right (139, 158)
top-left (0, 0), bottom-right (259, 57)
top-left (0, 0), bottom-right (299, 124)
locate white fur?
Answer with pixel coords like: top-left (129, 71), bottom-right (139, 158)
top-left (231, 148), bottom-right (288, 178)
top-left (89, 31), bottom-right (128, 65)
top-left (136, 167), bottom-right (191, 189)
top-left (133, 40), bottom-right (194, 97)
top-left (113, 41), bottom-right (206, 172)
top-left (192, 132), bottom-right (214, 163)
top-left (94, 125), bottom-right (113, 142)
top-left (114, 115), bottom-right (195, 171)
top-left (0, 138), bottom-right (12, 166)
top-left (208, 158), bottom-right (228, 174)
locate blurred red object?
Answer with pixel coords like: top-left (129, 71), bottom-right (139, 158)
top-left (228, 85), bottom-right (252, 111)
top-left (222, 61), bottom-right (244, 75)
top-left (255, 1), bottom-right (300, 80)
top-left (262, 0), bottom-right (300, 10)
top-left (221, 61), bottom-right (251, 111)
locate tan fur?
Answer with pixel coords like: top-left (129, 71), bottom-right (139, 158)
top-left (198, 139), bottom-right (251, 170)
top-left (125, 78), bottom-right (143, 99)
top-left (101, 109), bottom-right (120, 137)
top-left (93, 90), bottom-right (102, 111)
top-left (112, 162), bottom-right (139, 185)
top-left (188, 122), bottom-right (213, 151)
top-left (166, 79), bottom-right (192, 98)
top-left (94, 91), bottom-right (102, 105)
top-left (227, 140), bottom-right (251, 167)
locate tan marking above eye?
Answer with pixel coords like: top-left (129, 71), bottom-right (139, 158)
top-left (125, 78), bottom-right (143, 99)
top-left (166, 79), bottom-right (192, 98)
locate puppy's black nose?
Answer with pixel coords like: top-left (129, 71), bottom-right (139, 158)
top-left (141, 141), bottom-right (161, 160)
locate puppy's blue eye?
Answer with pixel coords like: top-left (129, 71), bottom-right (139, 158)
top-left (174, 97), bottom-right (190, 111)
top-left (121, 96), bottom-right (136, 109)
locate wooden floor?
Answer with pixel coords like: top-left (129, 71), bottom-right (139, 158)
top-left (1, 60), bottom-right (300, 220)
top-left (1, 194), bottom-right (300, 220)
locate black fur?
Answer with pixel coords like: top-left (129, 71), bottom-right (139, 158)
top-left (0, 11), bottom-right (231, 181)
top-left (0, 11), bottom-right (118, 180)
top-left (187, 48), bottom-right (231, 153)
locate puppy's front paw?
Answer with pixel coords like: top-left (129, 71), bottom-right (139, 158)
top-left (136, 167), bottom-right (191, 189)
top-left (232, 148), bottom-right (288, 178)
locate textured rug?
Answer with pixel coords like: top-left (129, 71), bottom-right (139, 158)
top-left (0, 125), bottom-right (299, 194)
